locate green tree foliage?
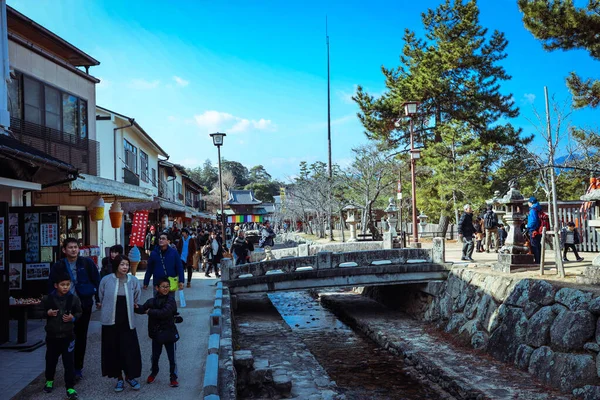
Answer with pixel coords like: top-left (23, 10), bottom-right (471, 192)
top-left (221, 159), bottom-right (250, 187)
top-left (187, 159), bottom-right (218, 192)
top-left (244, 181), bottom-right (280, 202)
top-left (354, 0), bottom-right (524, 148)
top-left (519, 0), bottom-right (600, 108)
top-left (248, 165), bottom-right (272, 183)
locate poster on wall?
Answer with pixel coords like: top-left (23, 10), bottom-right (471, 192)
top-left (9, 263), bottom-right (22, 290)
top-left (9, 213), bottom-right (18, 237)
top-left (41, 247), bottom-right (54, 263)
top-left (0, 242), bottom-right (4, 271)
top-left (24, 213), bottom-right (40, 263)
top-left (9, 236), bottom-right (21, 251)
top-left (0, 216), bottom-right (4, 241)
top-left (26, 263), bottom-right (50, 280)
top-left (40, 213), bottom-right (58, 247)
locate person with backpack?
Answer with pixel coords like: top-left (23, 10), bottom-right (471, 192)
top-left (526, 196), bottom-right (542, 264)
top-left (259, 220), bottom-right (276, 261)
top-left (48, 238), bottom-right (101, 381)
top-left (135, 276), bottom-right (180, 387)
top-left (42, 273), bottom-right (83, 399)
top-left (483, 206), bottom-right (499, 253)
top-left (560, 221), bottom-right (584, 262)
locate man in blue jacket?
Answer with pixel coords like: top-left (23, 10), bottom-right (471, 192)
top-left (143, 232), bottom-right (184, 292)
top-left (527, 196), bottom-right (542, 264)
top-left (48, 238), bottom-right (100, 381)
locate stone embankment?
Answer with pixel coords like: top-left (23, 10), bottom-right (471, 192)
top-left (358, 266), bottom-right (600, 399)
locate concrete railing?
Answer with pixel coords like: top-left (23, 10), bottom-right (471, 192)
top-left (223, 238), bottom-right (446, 281)
top-left (249, 240), bottom-right (384, 263)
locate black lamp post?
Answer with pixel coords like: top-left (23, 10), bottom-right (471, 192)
top-left (403, 101), bottom-right (421, 247)
top-left (210, 132), bottom-right (227, 242)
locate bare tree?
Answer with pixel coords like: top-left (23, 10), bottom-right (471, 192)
top-left (204, 170), bottom-right (237, 213)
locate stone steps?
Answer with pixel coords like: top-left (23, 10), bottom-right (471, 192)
top-left (234, 349), bottom-right (292, 397)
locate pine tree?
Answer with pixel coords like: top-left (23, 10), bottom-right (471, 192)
top-left (519, 0), bottom-right (600, 108)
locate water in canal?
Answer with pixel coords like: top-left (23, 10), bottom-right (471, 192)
top-left (268, 289), bottom-right (444, 400)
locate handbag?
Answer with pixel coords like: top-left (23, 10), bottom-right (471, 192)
top-left (159, 252), bottom-right (179, 292)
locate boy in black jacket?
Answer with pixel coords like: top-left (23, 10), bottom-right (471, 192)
top-left (135, 277), bottom-right (179, 387)
top-left (42, 273), bottom-right (83, 399)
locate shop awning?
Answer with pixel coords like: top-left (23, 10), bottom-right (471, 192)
top-left (70, 174), bottom-right (154, 201)
top-left (158, 199), bottom-right (187, 213)
top-left (197, 211), bottom-right (216, 220)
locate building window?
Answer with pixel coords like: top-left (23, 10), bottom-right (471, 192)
top-left (124, 139), bottom-right (137, 173)
top-left (44, 86), bottom-right (61, 131)
top-left (176, 182), bottom-right (182, 201)
top-left (8, 72), bottom-right (22, 119)
top-left (151, 168), bottom-right (157, 187)
top-left (79, 99), bottom-right (87, 139)
top-left (23, 76), bottom-right (42, 125)
top-left (140, 151), bottom-right (149, 182)
top-left (62, 93), bottom-right (78, 135)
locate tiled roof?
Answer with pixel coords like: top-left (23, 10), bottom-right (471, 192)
top-left (227, 190), bottom-right (262, 205)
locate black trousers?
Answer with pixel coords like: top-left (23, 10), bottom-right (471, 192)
top-left (74, 305), bottom-right (92, 371)
top-left (563, 244), bottom-right (581, 259)
top-left (182, 261), bottom-right (193, 284)
top-left (151, 339), bottom-right (177, 378)
top-left (45, 336), bottom-right (75, 388)
top-left (206, 259), bottom-right (220, 276)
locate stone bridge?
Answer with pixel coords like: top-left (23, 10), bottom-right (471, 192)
top-left (222, 238), bottom-right (450, 294)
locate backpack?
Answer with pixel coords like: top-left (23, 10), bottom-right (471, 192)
top-left (537, 211), bottom-right (550, 235)
top-left (484, 212), bottom-right (497, 229)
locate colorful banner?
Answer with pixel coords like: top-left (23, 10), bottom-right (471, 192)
top-left (129, 210), bottom-right (149, 247)
top-left (227, 215), bottom-right (264, 224)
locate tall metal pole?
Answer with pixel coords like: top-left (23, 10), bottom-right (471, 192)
top-left (326, 16), bottom-right (333, 240)
top-left (217, 145), bottom-right (226, 243)
top-left (410, 116), bottom-right (419, 245)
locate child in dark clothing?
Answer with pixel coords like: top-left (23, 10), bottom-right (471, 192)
top-left (42, 273), bottom-right (83, 399)
top-left (135, 277), bottom-right (179, 387)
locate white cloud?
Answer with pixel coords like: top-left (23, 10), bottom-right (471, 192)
top-left (173, 76), bottom-right (190, 87)
top-left (523, 93), bottom-right (536, 104)
top-left (337, 84), bottom-right (358, 104)
top-left (179, 158), bottom-right (201, 168)
top-left (128, 78), bottom-right (160, 90)
top-left (97, 77), bottom-right (111, 90)
top-left (194, 110), bottom-right (274, 134)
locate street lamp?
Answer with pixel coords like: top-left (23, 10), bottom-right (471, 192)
top-left (210, 132), bottom-right (227, 243)
top-left (403, 101), bottom-right (421, 247)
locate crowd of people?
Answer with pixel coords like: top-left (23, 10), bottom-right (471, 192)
top-left (457, 196), bottom-right (584, 264)
top-left (41, 219), bottom-right (278, 398)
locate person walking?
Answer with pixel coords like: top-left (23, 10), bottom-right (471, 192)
top-left (561, 221), bottom-right (584, 262)
top-left (458, 204), bottom-right (475, 262)
top-left (48, 238), bottom-right (100, 381)
top-left (205, 231), bottom-right (223, 278)
top-left (259, 220), bottom-right (276, 261)
top-left (98, 255), bottom-right (143, 392)
top-left (135, 277), bottom-right (180, 387)
top-left (144, 232), bottom-right (185, 293)
top-left (145, 226), bottom-right (157, 255)
top-left (42, 273), bottom-right (83, 399)
top-left (100, 245), bottom-right (123, 278)
top-left (483, 206), bottom-right (499, 253)
top-left (526, 196), bottom-right (542, 264)
top-left (231, 230), bottom-right (254, 265)
top-left (176, 228), bottom-right (197, 288)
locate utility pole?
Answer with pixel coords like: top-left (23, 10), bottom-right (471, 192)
top-left (326, 16), bottom-right (333, 241)
top-left (544, 86), bottom-right (565, 277)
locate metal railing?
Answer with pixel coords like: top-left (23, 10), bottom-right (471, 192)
top-left (10, 117), bottom-right (100, 176)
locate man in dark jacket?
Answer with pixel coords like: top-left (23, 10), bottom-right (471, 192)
top-left (231, 230), bottom-right (254, 265)
top-left (483, 206), bottom-right (499, 253)
top-left (144, 232), bottom-right (185, 291)
top-left (526, 196), bottom-right (542, 264)
top-left (458, 204), bottom-right (475, 261)
top-left (48, 238), bottom-right (100, 380)
top-left (135, 277), bottom-right (179, 387)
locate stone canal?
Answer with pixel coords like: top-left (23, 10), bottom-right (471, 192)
top-left (234, 289), bottom-right (450, 399)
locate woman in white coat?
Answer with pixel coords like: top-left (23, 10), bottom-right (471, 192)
top-left (98, 255), bottom-right (143, 392)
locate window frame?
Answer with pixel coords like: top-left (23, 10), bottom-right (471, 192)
top-left (140, 151), bottom-right (149, 182)
top-left (123, 139), bottom-right (138, 174)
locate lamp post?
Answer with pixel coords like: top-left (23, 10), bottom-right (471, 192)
top-left (210, 132), bottom-right (227, 242)
top-left (403, 101), bottom-right (421, 248)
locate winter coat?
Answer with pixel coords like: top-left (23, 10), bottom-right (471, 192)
top-left (458, 212), bottom-right (475, 237)
top-left (176, 236), bottom-right (197, 265)
top-left (144, 246), bottom-right (185, 287)
top-left (259, 227), bottom-right (276, 247)
top-left (527, 202), bottom-right (541, 233)
top-left (207, 238), bottom-right (223, 263)
top-left (48, 257), bottom-right (100, 308)
top-left (98, 273), bottom-right (141, 330)
top-left (135, 293), bottom-right (177, 340)
top-left (231, 236), bottom-right (254, 259)
top-left (560, 228), bottom-right (581, 246)
top-left (42, 292), bottom-right (82, 339)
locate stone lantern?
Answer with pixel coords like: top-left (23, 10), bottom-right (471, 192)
top-left (492, 180), bottom-right (537, 273)
top-left (344, 205), bottom-right (359, 242)
top-left (418, 212), bottom-right (428, 235)
top-left (384, 198), bottom-right (399, 238)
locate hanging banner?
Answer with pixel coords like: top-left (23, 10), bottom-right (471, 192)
top-left (397, 180), bottom-right (402, 200)
top-left (129, 210), bottom-right (149, 247)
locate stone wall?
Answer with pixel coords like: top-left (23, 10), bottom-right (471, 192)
top-left (421, 268), bottom-right (600, 397)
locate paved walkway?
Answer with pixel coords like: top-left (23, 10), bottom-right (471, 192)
top-left (4, 271), bottom-right (218, 400)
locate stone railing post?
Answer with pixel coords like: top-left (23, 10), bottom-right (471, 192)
top-left (383, 232), bottom-right (393, 249)
top-left (298, 244), bottom-right (310, 257)
top-left (221, 258), bottom-right (233, 280)
top-left (432, 237), bottom-right (445, 264)
top-left (316, 251), bottom-right (333, 269)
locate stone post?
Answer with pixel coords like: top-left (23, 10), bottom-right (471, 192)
top-left (298, 244), bottom-right (310, 257)
top-left (316, 251), bottom-right (333, 269)
top-left (221, 257), bottom-right (233, 280)
top-left (383, 232), bottom-right (393, 249)
top-left (432, 237), bottom-right (445, 264)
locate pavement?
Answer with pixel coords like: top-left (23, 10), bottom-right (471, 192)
top-left (3, 270), bottom-right (218, 400)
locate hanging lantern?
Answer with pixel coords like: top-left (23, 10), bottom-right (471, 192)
top-left (88, 196), bottom-right (105, 222)
top-left (109, 201), bottom-right (123, 228)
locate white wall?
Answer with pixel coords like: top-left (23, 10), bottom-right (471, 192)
top-left (8, 40), bottom-right (97, 140)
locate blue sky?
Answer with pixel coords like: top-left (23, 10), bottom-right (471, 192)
top-left (8, 0), bottom-right (600, 181)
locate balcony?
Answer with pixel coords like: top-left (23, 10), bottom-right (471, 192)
top-left (10, 117), bottom-right (99, 176)
top-left (158, 179), bottom-right (176, 202)
top-left (123, 168), bottom-right (140, 186)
